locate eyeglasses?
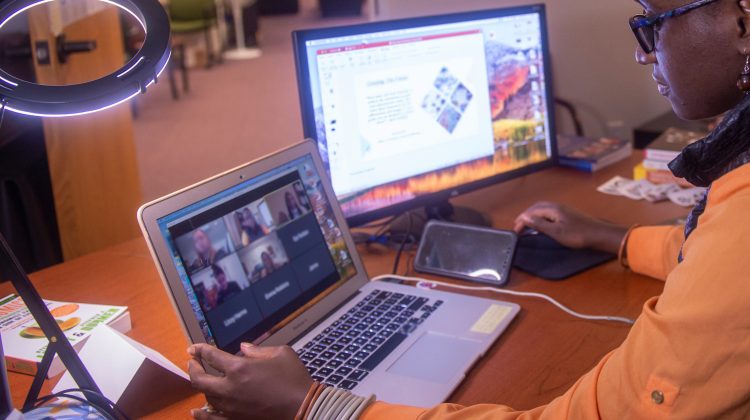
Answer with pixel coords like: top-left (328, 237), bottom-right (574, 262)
top-left (629, 0), bottom-right (720, 53)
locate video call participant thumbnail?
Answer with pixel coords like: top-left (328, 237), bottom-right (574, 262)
top-left (226, 206), bottom-right (271, 247)
top-left (189, 255), bottom-right (249, 311)
top-left (237, 233), bottom-right (290, 283)
top-left (265, 181), bottom-right (312, 225)
top-left (175, 220), bottom-right (233, 274)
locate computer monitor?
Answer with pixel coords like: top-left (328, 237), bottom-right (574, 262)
top-left (293, 5), bottom-right (557, 227)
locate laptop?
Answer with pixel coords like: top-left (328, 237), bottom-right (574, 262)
top-left (138, 141), bottom-right (519, 407)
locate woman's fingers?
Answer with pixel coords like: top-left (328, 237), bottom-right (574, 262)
top-left (514, 202), bottom-right (564, 232)
top-left (190, 407), bottom-right (228, 420)
top-left (189, 344), bottom-right (237, 373)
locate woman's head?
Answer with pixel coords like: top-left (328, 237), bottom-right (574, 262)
top-left (211, 264), bottom-right (228, 287)
top-left (242, 208), bottom-right (258, 229)
top-left (192, 229), bottom-right (213, 256)
top-left (261, 252), bottom-right (275, 271)
top-left (285, 191), bottom-right (299, 209)
top-left (634, 0), bottom-right (750, 119)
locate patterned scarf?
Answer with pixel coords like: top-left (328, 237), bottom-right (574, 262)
top-left (669, 96), bottom-right (750, 262)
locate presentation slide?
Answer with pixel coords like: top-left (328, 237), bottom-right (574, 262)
top-left (318, 30), bottom-right (495, 196)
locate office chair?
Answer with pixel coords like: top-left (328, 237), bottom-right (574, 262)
top-left (167, 0), bottom-right (220, 68)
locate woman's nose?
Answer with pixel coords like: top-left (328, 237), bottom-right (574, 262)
top-left (635, 45), bottom-right (657, 65)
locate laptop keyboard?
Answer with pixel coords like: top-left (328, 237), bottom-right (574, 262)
top-left (296, 289), bottom-right (443, 390)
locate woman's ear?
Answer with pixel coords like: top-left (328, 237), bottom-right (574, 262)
top-left (738, 0), bottom-right (750, 51)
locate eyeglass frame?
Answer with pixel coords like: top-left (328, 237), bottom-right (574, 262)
top-left (629, 0), bottom-right (720, 53)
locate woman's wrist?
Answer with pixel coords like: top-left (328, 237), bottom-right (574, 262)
top-left (589, 223), bottom-right (630, 255)
top-left (300, 384), bottom-right (375, 420)
top-left (618, 224), bottom-right (641, 268)
top-left (295, 381), bottom-right (324, 420)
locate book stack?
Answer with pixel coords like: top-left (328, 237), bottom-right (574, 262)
top-left (0, 294), bottom-right (131, 378)
top-left (634, 127), bottom-right (707, 187)
top-left (557, 135), bottom-right (633, 172)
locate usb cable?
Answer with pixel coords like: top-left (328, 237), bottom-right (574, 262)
top-left (370, 274), bottom-right (636, 325)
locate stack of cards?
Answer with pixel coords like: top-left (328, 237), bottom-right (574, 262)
top-left (597, 176), bottom-right (706, 207)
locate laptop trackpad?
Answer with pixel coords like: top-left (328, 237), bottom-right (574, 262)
top-left (386, 332), bottom-right (483, 384)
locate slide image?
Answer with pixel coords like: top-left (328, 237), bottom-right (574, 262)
top-left (422, 67), bottom-right (473, 134)
top-left (421, 90), bottom-right (448, 119)
top-left (451, 83), bottom-right (473, 112)
top-left (437, 106), bottom-right (462, 133)
top-left (434, 67), bottom-right (459, 94)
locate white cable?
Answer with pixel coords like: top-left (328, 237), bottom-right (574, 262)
top-left (370, 274), bottom-right (636, 326)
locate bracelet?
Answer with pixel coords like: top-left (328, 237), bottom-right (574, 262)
top-left (337, 393), bottom-right (362, 420)
top-left (305, 385), bottom-right (376, 420)
top-left (295, 382), bottom-right (322, 420)
top-left (320, 388), bottom-right (348, 419)
top-left (618, 224), bottom-right (641, 269)
top-left (307, 386), bottom-right (334, 420)
top-left (351, 394), bottom-right (376, 419)
top-left (335, 391), bottom-right (366, 420)
top-left (303, 383), bottom-right (326, 420)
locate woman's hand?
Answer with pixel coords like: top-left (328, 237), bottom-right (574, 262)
top-left (188, 343), bottom-right (313, 420)
top-left (513, 202), bottom-right (628, 254)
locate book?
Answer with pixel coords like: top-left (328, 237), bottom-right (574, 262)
top-left (557, 134), bottom-right (632, 172)
top-left (0, 294), bottom-right (131, 378)
top-left (633, 162), bottom-right (693, 188)
top-left (644, 127), bottom-right (706, 162)
top-left (642, 158), bottom-right (671, 171)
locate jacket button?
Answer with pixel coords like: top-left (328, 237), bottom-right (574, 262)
top-left (651, 390), bottom-right (665, 405)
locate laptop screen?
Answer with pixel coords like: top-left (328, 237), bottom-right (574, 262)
top-left (156, 154), bottom-right (357, 351)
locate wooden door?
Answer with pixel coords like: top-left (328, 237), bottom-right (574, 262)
top-left (26, 3), bottom-right (142, 260)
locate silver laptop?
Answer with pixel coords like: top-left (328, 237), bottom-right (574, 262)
top-left (138, 140), bottom-right (519, 407)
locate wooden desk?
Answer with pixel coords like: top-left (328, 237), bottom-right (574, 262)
top-left (3, 155), bottom-right (688, 417)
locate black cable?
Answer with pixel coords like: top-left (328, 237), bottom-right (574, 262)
top-left (392, 212), bottom-right (414, 274)
top-left (554, 97), bottom-right (584, 137)
top-left (34, 393), bottom-right (116, 420)
top-left (0, 99), bottom-right (7, 133)
top-left (362, 216), bottom-right (398, 230)
top-left (352, 216), bottom-right (398, 245)
top-left (403, 249), bottom-right (415, 276)
top-left (31, 388), bottom-right (130, 420)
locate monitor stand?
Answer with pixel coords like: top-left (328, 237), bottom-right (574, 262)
top-left (386, 201), bottom-right (490, 240)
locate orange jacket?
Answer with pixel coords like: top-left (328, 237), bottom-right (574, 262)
top-left (362, 163), bottom-right (750, 419)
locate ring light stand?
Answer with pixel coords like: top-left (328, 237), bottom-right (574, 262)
top-left (0, 0), bottom-right (171, 415)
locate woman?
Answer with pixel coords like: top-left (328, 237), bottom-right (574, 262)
top-left (188, 228), bottom-right (227, 273)
top-left (285, 191), bottom-right (306, 220)
top-left (259, 251), bottom-right (280, 278)
top-left (187, 0), bottom-right (750, 418)
top-left (212, 264), bottom-right (242, 306)
top-left (238, 208), bottom-right (268, 246)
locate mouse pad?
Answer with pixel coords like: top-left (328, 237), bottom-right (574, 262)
top-left (512, 233), bottom-right (616, 281)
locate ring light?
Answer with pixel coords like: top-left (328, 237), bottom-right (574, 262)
top-left (0, 0), bottom-right (171, 117)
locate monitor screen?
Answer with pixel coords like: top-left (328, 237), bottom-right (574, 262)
top-left (294, 6), bottom-right (557, 225)
top-left (156, 154), bottom-right (357, 352)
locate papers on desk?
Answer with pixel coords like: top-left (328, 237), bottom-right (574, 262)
top-left (597, 176), bottom-right (706, 207)
top-left (0, 294), bottom-right (131, 378)
top-left (53, 326), bottom-right (192, 419)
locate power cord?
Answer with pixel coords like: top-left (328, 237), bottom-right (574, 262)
top-left (30, 388), bottom-right (130, 420)
top-left (392, 212), bottom-right (414, 274)
top-left (370, 274), bottom-right (636, 325)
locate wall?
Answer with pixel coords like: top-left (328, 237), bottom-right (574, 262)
top-left (372, 0), bottom-right (673, 139)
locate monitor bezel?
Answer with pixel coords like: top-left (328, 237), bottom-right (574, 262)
top-left (292, 4), bottom-right (558, 227)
